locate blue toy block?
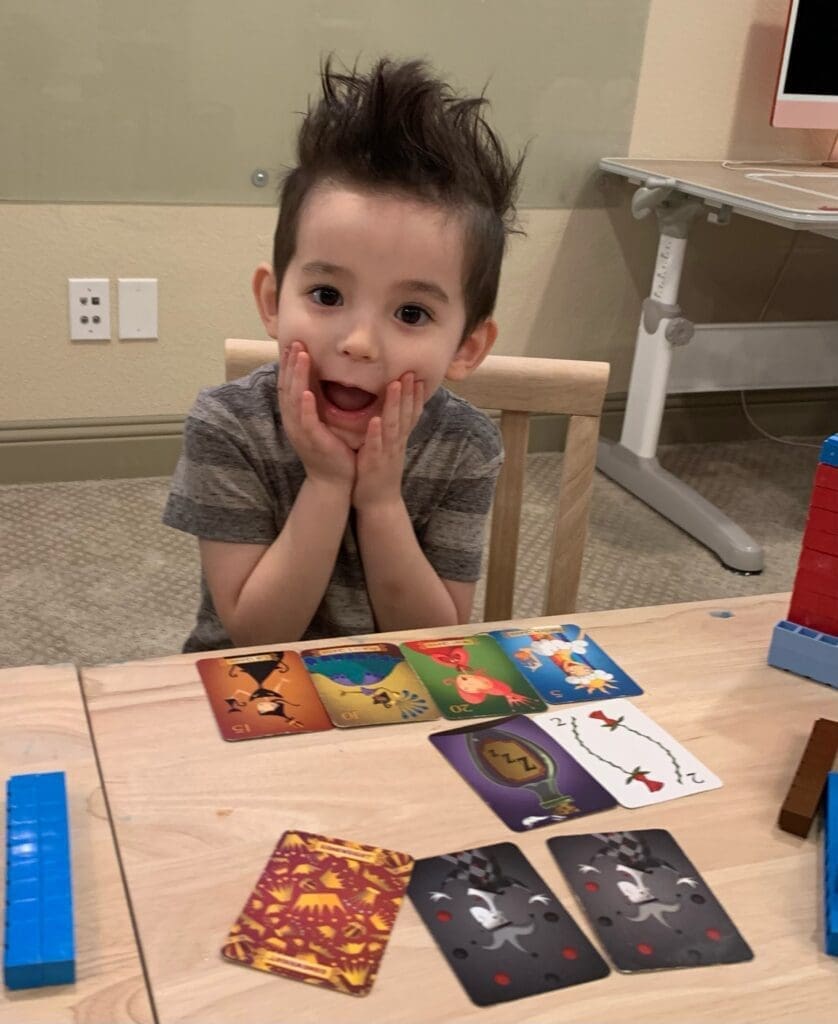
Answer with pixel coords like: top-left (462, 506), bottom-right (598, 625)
top-left (4, 917), bottom-right (43, 990)
top-left (768, 621), bottom-right (838, 689)
top-left (826, 773), bottom-right (837, 956)
top-left (4, 771), bottom-right (75, 989)
top-left (821, 433), bottom-right (838, 470)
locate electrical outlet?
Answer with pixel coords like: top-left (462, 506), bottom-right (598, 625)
top-left (118, 278), bottom-right (158, 340)
top-left (68, 278), bottom-right (110, 341)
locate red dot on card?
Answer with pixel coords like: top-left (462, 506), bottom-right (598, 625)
top-left (637, 943), bottom-right (654, 956)
top-left (436, 910), bottom-right (451, 922)
top-left (562, 947), bottom-right (579, 960)
top-left (584, 881), bottom-right (599, 892)
top-left (494, 972), bottom-right (511, 986)
top-left (706, 928), bottom-right (721, 941)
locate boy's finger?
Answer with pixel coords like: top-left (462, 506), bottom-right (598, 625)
top-left (399, 372), bottom-right (415, 437)
top-left (293, 347), bottom-right (308, 390)
top-left (412, 379), bottom-right (426, 429)
top-left (299, 389), bottom-right (323, 441)
top-left (290, 348), bottom-right (308, 410)
top-left (382, 380), bottom-right (401, 443)
top-left (364, 415), bottom-right (383, 455)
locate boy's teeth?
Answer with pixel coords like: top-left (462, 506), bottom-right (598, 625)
top-left (324, 381), bottom-right (375, 412)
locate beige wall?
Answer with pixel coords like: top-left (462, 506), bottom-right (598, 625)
top-left (4, 0), bottom-right (838, 425)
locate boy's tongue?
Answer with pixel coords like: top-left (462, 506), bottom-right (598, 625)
top-left (323, 381), bottom-right (376, 412)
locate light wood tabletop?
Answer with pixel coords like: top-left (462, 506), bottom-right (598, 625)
top-left (81, 593), bottom-right (838, 1023)
top-left (0, 664), bottom-right (154, 1024)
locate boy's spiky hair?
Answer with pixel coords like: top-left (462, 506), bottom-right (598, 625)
top-left (273, 56), bottom-right (525, 339)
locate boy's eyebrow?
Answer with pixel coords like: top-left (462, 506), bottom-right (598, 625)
top-left (301, 260), bottom-right (347, 277)
top-left (301, 260), bottom-right (450, 303)
top-left (401, 279), bottom-right (450, 304)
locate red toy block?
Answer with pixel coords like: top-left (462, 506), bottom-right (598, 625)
top-left (808, 507), bottom-right (838, 536)
top-left (793, 566), bottom-right (838, 601)
top-left (805, 530), bottom-right (838, 559)
top-left (788, 589), bottom-right (838, 635)
top-left (812, 485), bottom-right (838, 514)
top-left (816, 463), bottom-right (838, 492)
top-left (799, 547), bottom-right (838, 580)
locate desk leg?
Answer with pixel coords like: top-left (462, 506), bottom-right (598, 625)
top-left (597, 441), bottom-right (764, 571)
top-left (597, 204), bottom-right (764, 573)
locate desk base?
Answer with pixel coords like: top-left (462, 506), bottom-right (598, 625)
top-left (597, 440), bottom-right (764, 573)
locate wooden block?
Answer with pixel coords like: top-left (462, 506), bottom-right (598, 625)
top-left (778, 718), bottom-right (838, 837)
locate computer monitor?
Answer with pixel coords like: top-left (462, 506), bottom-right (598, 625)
top-left (772, 0), bottom-right (838, 131)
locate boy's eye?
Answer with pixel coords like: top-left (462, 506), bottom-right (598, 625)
top-left (310, 286), bottom-right (342, 307)
top-left (397, 305), bottom-right (431, 326)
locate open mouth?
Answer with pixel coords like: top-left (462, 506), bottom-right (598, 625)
top-left (320, 380), bottom-right (378, 414)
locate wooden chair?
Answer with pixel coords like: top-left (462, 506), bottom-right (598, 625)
top-left (225, 338), bottom-right (610, 620)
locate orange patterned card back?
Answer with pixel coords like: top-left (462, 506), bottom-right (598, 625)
top-left (221, 830), bottom-right (414, 996)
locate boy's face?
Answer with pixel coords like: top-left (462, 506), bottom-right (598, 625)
top-left (254, 184), bottom-right (496, 449)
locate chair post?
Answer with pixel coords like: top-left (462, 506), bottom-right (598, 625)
top-left (542, 413), bottom-right (601, 616)
top-left (483, 410), bottom-right (529, 622)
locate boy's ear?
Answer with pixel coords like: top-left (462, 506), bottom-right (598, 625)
top-left (252, 262), bottom-right (279, 338)
top-left (445, 318), bottom-right (498, 381)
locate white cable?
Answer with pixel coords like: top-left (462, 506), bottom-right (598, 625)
top-left (738, 391), bottom-right (821, 448)
top-left (737, 217), bottom-right (826, 450)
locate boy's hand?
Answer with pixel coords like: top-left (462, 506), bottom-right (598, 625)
top-left (278, 342), bottom-right (355, 490)
top-left (353, 372), bottom-right (425, 511)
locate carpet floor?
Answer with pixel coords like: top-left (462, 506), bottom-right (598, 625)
top-left (0, 438), bottom-right (817, 668)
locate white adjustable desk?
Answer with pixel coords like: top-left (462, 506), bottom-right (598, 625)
top-left (598, 158), bottom-right (838, 573)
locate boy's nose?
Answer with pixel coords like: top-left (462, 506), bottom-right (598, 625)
top-left (337, 322), bottom-right (379, 361)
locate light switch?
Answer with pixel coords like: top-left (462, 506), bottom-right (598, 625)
top-left (118, 278), bottom-right (158, 340)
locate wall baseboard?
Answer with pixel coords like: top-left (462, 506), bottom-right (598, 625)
top-left (1, 389), bottom-right (836, 484)
top-left (0, 417), bottom-right (185, 484)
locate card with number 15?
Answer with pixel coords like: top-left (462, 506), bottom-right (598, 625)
top-left (197, 650), bottom-right (332, 741)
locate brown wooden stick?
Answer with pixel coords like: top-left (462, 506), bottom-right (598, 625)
top-left (778, 718), bottom-right (838, 837)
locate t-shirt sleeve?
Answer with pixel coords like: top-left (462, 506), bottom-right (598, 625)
top-left (162, 394), bottom-right (278, 546)
top-left (421, 429), bottom-right (504, 583)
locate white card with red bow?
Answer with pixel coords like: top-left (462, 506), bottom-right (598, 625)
top-left (532, 699), bottom-right (721, 808)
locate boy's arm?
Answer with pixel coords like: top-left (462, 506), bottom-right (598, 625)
top-left (353, 376), bottom-right (496, 631)
top-left (354, 500), bottom-right (472, 629)
top-left (184, 343), bottom-right (356, 647)
top-left (201, 476), bottom-right (352, 647)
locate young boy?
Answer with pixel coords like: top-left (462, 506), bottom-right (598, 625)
top-left (164, 57), bottom-right (524, 652)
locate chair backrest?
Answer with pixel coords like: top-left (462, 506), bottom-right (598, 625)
top-left (225, 338), bottom-right (609, 621)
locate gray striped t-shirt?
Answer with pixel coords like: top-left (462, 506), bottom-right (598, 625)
top-left (163, 363), bottom-right (503, 652)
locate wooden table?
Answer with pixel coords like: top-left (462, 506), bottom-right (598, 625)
top-left (0, 665), bottom-right (153, 1023)
top-left (81, 594), bottom-right (838, 1023)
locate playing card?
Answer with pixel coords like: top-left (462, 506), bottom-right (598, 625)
top-left (401, 635), bottom-right (546, 720)
top-left (197, 650), bottom-right (332, 741)
top-left (408, 842), bottom-right (609, 1005)
top-left (300, 642), bottom-right (439, 727)
top-left (489, 624), bottom-right (643, 704)
top-left (547, 830), bottom-right (753, 971)
top-left (533, 699), bottom-right (722, 807)
top-left (430, 715), bottom-right (616, 831)
top-left (221, 830), bottom-right (414, 996)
